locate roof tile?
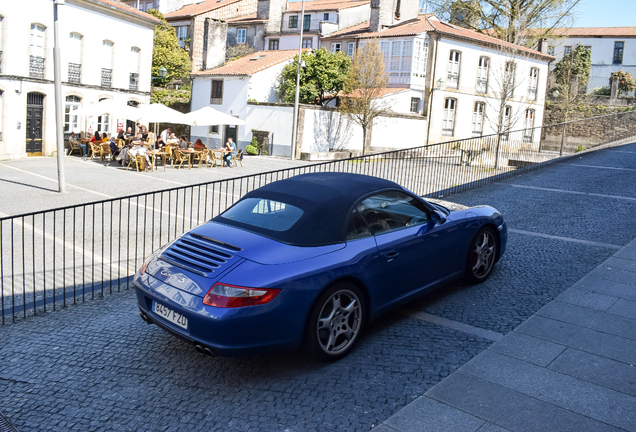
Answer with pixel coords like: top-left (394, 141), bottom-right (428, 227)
top-left (165, 0), bottom-right (244, 18)
top-left (548, 27), bottom-right (636, 37)
top-left (91, 0), bottom-right (160, 23)
top-left (285, 0), bottom-right (370, 12)
top-left (191, 49), bottom-right (305, 76)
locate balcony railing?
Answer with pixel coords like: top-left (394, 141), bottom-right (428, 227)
top-left (129, 73), bottom-right (139, 91)
top-left (101, 68), bottom-right (112, 88)
top-left (68, 63), bottom-right (81, 84)
top-left (29, 56), bottom-right (45, 79)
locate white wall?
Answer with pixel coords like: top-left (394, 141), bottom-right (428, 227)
top-left (0, 0), bottom-right (154, 158)
top-left (245, 104), bottom-right (294, 156)
top-left (247, 60), bottom-right (291, 102)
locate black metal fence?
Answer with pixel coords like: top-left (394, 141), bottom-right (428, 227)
top-left (2, 110), bottom-right (636, 324)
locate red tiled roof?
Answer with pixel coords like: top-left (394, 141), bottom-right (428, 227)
top-left (285, 0), bottom-right (369, 13)
top-left (324, 14), bottom-right (553, 61)
top-left (227, 14), bottom-right (268, 24)
top-left (165, 0), bottom-right (244, 19)
top-left (89, 0), bottom-right (160, 23)
top-left (547, 27), bottom-right (636, 37)
top-left (191, 49), bottom-right (306, 76)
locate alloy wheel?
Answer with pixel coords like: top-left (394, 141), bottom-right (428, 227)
top-left (471, 230), bottom-right (496, 278)
top-left (316, 289), bottom-right (362, 356)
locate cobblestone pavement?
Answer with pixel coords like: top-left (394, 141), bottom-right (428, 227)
top-left (1, 144), bottom-right (635, 431)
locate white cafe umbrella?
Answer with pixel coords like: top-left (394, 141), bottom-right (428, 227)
top-left (184, 106), bottom-right (246, 147)
top-left (137, 103), bottom-right (190, 138)
top-left (75, 99), bottom-right (140, 120)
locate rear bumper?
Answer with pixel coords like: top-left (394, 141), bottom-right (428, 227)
top-left (134, 271), bottom-right (316, 357)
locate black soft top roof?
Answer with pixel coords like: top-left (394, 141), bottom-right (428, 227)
top-left (213, 173), bottom-right (402, 246)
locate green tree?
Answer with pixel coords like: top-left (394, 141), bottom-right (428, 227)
top-left (552, 44), bottom-right (592, 121)
top-left (339, 40), bottom-right (391, 154)
top-left (278, 48), bottom-right (351, 105)
top-left (610, 70), bottom-right (636, 95)
top-left (148, 9), bottom-right (191, 87)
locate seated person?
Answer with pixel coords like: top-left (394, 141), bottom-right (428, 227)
top-left (69, 132), bottom-right (87, 158)
top-left (155, 135), bottom-right (165, 149)
top-left (166, 133), bottom-right (179, 145)
top-left (117, 129), bottom-right (125, 140)
top-left (128, 142), bottom-right (151, 170)
top-left (101, 133), bottom-right (109, 143)
top-left (178, 136), bottom-right (189, 150)
top-left (89, 131), bottom-right (101, 143)
top-left (193, 139), bottom-right (206, 152)
top-left (223, 138), bottom-right (236, 167)
top-left (132, 132), bottom-right (144, 144)
top-left (124, 127), bottom-right (134, 139)
top-left (108, 137), bottom-right (121, 159)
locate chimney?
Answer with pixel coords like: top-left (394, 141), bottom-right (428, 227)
top-left (537, 38), bottom-right (548, 54)
top-left (258, 0), bottom-right (287, 34)
top-left (202, 18), bottom-right (227, 70)
top-left (370, 0), bottom-right (419, 33)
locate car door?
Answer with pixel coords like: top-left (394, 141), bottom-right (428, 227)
top-left (356, 191), bottom-right (460, 295)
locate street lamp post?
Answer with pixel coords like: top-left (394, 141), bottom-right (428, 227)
top-left (290, 0), bottom-right (306, 161)
top-left (53, 0), bottom-right (66, 193)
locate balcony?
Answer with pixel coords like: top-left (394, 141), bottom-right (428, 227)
top-left (389, 73), bottom-right (410, 86)
top-left (29, 56), bottom-right (45, 79)
top-left (101, 68), bottom-right (112, 88)
top-left (129, 73), bottom-right (139, 91)
top-left (68, 63), bottom-right (81, 84)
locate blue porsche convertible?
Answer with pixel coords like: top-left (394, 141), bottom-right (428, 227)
top-left (135, 173), bottom-right (507, 360)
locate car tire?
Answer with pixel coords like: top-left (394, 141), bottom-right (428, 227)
top-left (306, 283), bottom-right (365, 361)
top-left (465, 226), bottom-right (498, 283)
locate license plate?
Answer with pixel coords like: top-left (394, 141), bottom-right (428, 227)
top-left (152, 302), bottom-right (188, 330)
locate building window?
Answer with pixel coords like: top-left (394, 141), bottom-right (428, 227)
top-left (302, 38), bottom-right (312, 48)
top-left (564, 46), bottom-right (572, 55)
top-left (68, 32), bottom-right (82, 84)
top-left (476, 56), bottom-right (489, 93)
top-left (472, 102), bottom-right (485, 136)
top-left (410, 97), bottom-right (420, 113)
top-left (442, 98), bottom-right (456, 136)
top-left (528, 67), bottom-right (539, 101)
top-left (324, 13), bottom-right (329, 21)
top-left (502, 105), bottom-right (512, 140)
top-left (303, 14), bottom-right (311, 31)
top-left (130, 47), bottom-right (140, 91)
top-left (347, 42), bottom-right (355, 56)
top-left (504, 61), bottom-right (516, 97)
top-left (447, 50), bottom-right (461, 89)
top-left (237, 28), bottom-right (246, 44)
top-left (289, 15), bottom-right (298, 28)
top-left (64, 95), bottom-right (81, 136)
top-left (101, 40), bottom-right (114, 87)
top-left (412, 39), bottom-right (428, 79)
top-left (523, 109), bottom-right (535, 142)
top-left (97, 98), bottom-right (110, 135)
top-left (547, 46), bottom-right (554, 56)
top-left (177, 26), bottom-right (188, 48)
top-left (381, 40), bottom-right (413, 85)
top-left (209, 125), bottom-right (219, 134)
top-left (29, 24), bottom-right (46, 78)
top-left (584, 46), bottom-right (592, 52)
top-left (614, 41), bottom-right (624, 64)
top-left (268, 39), bottom-right (279, 50)
top-left (210, 80), bottom-right (223, 104)
top-left (332, 43), bottom-right (341, 53)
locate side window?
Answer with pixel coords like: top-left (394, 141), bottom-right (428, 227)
top-left (356, 191), bottom-right (429, 235)
top-left (345, 209), bottom-right (372, 240)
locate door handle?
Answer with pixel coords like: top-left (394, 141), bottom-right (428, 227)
top-left (383, 251), bottom-right (399, 262)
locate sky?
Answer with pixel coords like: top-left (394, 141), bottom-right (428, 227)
top-left (574, 0), bottom-right (636, 27)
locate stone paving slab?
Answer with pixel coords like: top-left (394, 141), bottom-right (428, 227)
top-left (373, 235), bottom-right (636, 432)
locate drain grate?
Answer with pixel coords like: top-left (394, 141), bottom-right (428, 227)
top-left (0, 412), bottom-right (18, 432)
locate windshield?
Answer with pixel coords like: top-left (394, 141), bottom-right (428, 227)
top-left (219, 198), bottom-right (304, 232)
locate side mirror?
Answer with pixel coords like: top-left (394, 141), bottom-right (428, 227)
top-left (431, 210), bottom-right (447, 225)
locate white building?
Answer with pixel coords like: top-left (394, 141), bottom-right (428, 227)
top-left (190, 49), bottom-right (300, 151)
top-left (0, 0), bottom-right (157, 160)
top-left (122, 0), bottom-right (205, 15)
top-left (264, 0), bottom-right (370, 51)
top-left (543, 27), bottom-right (636, 93)
top-left (322, 10), bottom-right (553, 145)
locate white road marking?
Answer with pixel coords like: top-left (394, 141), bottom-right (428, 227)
top-left (401, 309), bottom-right (504, 341)
top-left (508, 229), bottom-right (622, 250)
top-left (567, 164), bottom-right (636, 173)
top-left (507, 184), bottom-right (636, 202)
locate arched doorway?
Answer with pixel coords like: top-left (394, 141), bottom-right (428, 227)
top-left (26, 92), bottom-right (45, 155)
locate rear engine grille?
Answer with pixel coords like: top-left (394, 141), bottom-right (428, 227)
top-left (160, 234), bottom-right (236, 276)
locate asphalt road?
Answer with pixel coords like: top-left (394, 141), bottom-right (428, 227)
top-left (1, 143), bottom-right (635, 431)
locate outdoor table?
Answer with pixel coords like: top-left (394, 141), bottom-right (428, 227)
top-left (147, 150), bottom-right (168, 172)
top-left (180, 149), bottom-right (204, 169)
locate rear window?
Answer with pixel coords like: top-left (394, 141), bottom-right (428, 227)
top-left (219, 198), bottom-right (304, 232)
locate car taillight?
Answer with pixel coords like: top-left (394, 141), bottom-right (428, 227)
top-left (203, 283), bottom-right (280, 308)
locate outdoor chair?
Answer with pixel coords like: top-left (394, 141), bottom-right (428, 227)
top-left (126, 154), bottom-right (145, 172)
top-left (192, 150), bottom-right (206, 168)
top-left (68, 139), bottom-right (83, 156)
top-left (206, 149), bottom-right (223, 168)
top-left (172, 149), bottom-right (190, 169)
top-left (89, 142), bottom-right (103, 160)
top-left (231, 149), bottom-right (244, 167)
